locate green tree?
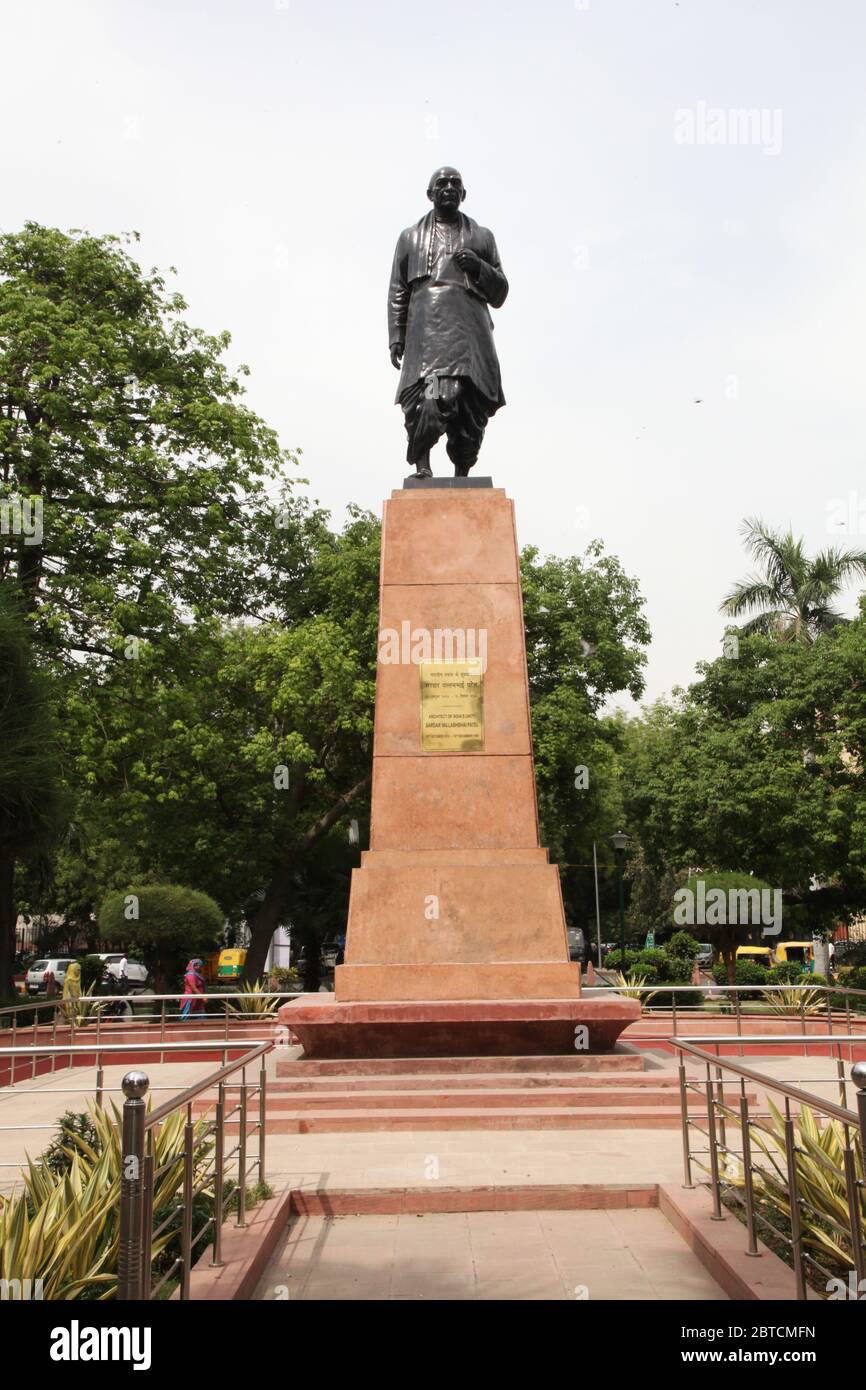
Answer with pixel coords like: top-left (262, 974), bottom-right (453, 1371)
top-left (0, 591), bottom-right (65, 995)
top-left (520, 541), bottom-right (650, 935)
top-left (50, 507), bottom-right (380, 983)
top-left (0, 223), bottom-right (294, 660)
top-left (97, 883), bottom-right (223, 991)
top-left (720, 517), bottom-right (866, 642)
top-left (672, 871), bottom-right (775, 983)
top-left (620, 612), bottom-right (866, 938)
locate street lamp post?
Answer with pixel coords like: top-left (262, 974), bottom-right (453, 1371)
top-left (611, 830), bottom-right (629, 970)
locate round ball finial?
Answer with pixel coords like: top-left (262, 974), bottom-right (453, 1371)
top-left (121, 1069), bottom-right (150, 1100)
top-left (851, 1061), bottom-right (866, 1092)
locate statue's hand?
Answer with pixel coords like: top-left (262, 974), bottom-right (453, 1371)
top-left (390, 341), bottom-right (404, 368)
top-left (454, 249), bottom-right (482, 279)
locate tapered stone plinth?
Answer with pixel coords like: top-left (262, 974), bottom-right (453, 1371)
top-left (337, 484), bottom-right (579, 1005)
top-left (279, 482), bottom-right (637, 1056)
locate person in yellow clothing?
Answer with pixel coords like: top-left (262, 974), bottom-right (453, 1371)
top-left (62, 960), bottom-right (82, 1021)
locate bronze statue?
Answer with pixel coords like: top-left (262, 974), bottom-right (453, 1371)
top-left (388, 167), bottom-right (508, 477)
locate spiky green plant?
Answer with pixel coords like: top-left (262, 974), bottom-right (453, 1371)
top-left (0, 1100), bottom-right (214, 1298)
top-left (225, 981), bottom-right (280, 1015)
top-left (729, 1101), bottom-right (865, 1276)
top-left (761, 986), bottom-right (826, 1016)
top-left (612, 970), bottom-right (658, 1005)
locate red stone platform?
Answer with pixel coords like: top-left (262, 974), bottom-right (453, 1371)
top-left (279, 993), bottom-right (640, 1059)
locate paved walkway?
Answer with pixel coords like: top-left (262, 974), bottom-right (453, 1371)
top-left (264, 1126), bottom-right (687, 1194)
top-left (255, 1206), bottom-right (726, 1300)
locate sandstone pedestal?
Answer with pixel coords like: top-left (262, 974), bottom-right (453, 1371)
top-left (281, 483), bottom-right (638, 1056)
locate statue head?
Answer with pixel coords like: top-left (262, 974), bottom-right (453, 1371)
top-left (427, 167), bottom-right (465, 216)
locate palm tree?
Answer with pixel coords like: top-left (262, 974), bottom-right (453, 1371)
top-left (720, 518), bottom-right (866, 643)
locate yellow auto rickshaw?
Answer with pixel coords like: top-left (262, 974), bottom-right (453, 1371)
top-left (774, 941), bottom-right (815, 967)
top-left (736, 945), bottom-right (774, 969)
top-left (216, 948), bottom-right (247, 981)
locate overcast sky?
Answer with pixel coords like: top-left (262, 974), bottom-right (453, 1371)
top-left (4, 0), bottom-right (865, 708)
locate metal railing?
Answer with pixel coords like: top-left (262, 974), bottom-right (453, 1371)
top-left (594, 980), bottom-right (866, 1047)
top-left (672, 1034), bottom-right (866, 1300)
top-left (0, 1039), bottom-right (270, 1161)
top-left (0, 1036), bottom-right (273, 1299)
top-left (117, 1042), bottom-right (272, 1301)
top-left (0, 990), bottom-right (293, 1086)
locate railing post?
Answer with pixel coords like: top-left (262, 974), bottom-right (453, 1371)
top-left (739, 1084), bottom-right (760, 1257)
top-left (671, 990), bottom-right (677, 1038)
top-left (843, 1137), bottom-right (865, 1291)
top-left (117, 1070), bottom-right (150, 1301)
top-left (825, 986), bottom-right (834, 1037)
top-left (180, 1105), bottom-right (195, 1301)
top-left (678, 1060), bottom-right (693, 1187)
top-left (853, 1062), bottom-right (866, 1166)
top-left (236, 1066), bottom-right (248, 1228)
top-left (783, 1098), bottom-right (807, 1300)
top-left (799, 992), bottom-right (807, 1058)
top-left (211, 1081), bottom-right (226, 1267)
top-left (95, 1054), bottom-right (104, 1109)
top-left (258, 1054), bottom-right (267, 1188)
top-left (734, 989), bottom-right (743, 1058)
top-left (140, 1141), bottom-right (155, 1300)
top-left (705, 1063), bottom-right (724, 1221)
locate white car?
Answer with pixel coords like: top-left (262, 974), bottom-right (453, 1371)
top-left (26, 957), bottom-right (77, 995)
top-left (91, 953), bottom-right (150, 991)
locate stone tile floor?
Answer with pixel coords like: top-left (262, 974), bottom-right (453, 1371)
top-left (255, 1207), bottom-right (726, 1301)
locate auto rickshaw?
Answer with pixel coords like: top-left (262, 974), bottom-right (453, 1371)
top-left (774, 941), bottom-right (815, 968)
top-left (216, 948), bottom-right (247, 980)
top-left (735, 944), bottom-right (774, 969)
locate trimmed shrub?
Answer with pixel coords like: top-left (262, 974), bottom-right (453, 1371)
top-left (667, 931), bottom-right (700, 963)
top-left (712, 960), bottom-right (768, 987)
top-left (767, 962), bottom-right (805, 986)
top-left (98, 883), bottom-right (223, 991)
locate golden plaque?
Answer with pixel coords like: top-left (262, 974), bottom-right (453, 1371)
top-left (419, 659), bottom-right (485, 752)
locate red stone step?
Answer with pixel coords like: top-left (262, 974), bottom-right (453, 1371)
top-left (261, 1085), bottom-right (749, 1111)
top-left (244, 1105), bottom-right (688, 1133)
top-left (275, 1052), bottom-right (645, 1077)
top-left (268, 1069), bottom-right (674, 1093)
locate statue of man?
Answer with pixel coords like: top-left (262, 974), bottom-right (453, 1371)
top-left (388, 167), bottom-right (508, 478)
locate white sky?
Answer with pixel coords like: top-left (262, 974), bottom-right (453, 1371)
top-left (3, 0), bottom-right (866, 707)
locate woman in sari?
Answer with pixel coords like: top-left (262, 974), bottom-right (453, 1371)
top-left (61, 960), bottom-right (82, 1022)
top-left (180, 959), bottom-right (206, 1020)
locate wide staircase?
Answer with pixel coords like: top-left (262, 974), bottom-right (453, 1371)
top-left (250, 1050), bottom-right (752, 1132)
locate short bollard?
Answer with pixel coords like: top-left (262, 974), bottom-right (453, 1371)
top-left (117, 1070), bottom-right (150, 1301)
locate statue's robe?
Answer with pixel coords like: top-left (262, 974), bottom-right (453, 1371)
top-left (388, 212), bottom-right (508, 419)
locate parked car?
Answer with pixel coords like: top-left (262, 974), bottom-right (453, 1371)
top-left (26, 958), bottom-right (77, 995)
top-left (90, 953), bottom-right (151, 991)
top-left (566, 927), bottom-right (586, 964)
top-left (695, 942), bottom-right (715, 969)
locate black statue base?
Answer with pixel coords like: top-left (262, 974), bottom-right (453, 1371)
top-left (403, 475), bottom-right (493, 489)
